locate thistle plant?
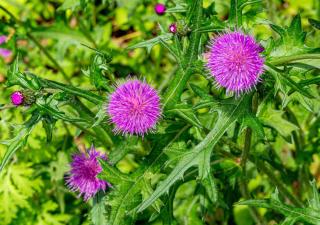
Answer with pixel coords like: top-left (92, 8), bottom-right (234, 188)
top-left (0, 0), bottom-right (320, 225)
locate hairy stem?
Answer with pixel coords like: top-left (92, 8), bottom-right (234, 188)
top-left (239, 94), bottom-right (265, 225)
top-left (162, 0), bottom-right (203, 109)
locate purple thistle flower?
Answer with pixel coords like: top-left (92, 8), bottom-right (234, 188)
top-left (169, 23), bottom-right (177, 34)
top-left (11, 91), bottom-right (24, 106)
top-left (154, 3), bottom-right (166, 15)
top-left (107, 79), bottom-right (161, 136)
top-left (66, 148), bottom-right (108, 201)
top-left (0, 35), bottom-right (12, 59)
top-left (207, 31), bottom-right (264, 94)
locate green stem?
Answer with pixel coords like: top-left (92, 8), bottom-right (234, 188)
top-left (240, 128), bottom-right (252, 174)
top-left (269, 54), bottom-right (320, 66)
top-left (162, 0), bottom-right (203, 109)
top-left (239, 131), bottom-right (265, 225)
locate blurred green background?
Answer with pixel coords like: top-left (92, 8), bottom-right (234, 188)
top-left (0, 0), bottom-right (319, 224)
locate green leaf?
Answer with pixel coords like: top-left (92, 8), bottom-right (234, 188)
top-left (91, 192), bottom-right (107, 225)
top-left (99, 129), bottom-right (187, 224)
top-left (35, 201), bottom-right (71, 225)
top-left (165, 3), bottom-right (187, 13)
top-left (0, 163), bottom-right (43, 224)
top-left (57, 0), bottom-right (80, 11)
top-left (241, 115), bottom-right (265, 140)
top-left (42, 116), bottom-right (56, 142)
top-left (31, 24), bottom-right (89, 45)
top-left (35, 97), bottom-right (88, 124)
top-left (258, 107), bottom-right (299, 139)
top-left (138, 96), bottom-right (249, 212)
top-left (0, 113), bottom-right (41, 172)
top-left (91, 105), bottom-right (107, 128)
top-left (269, 14), bottom-right (308, 57)
top-left (163, 141), bottom-right (188, 166)
top-left (83, 52), bottom-right (111, 91)
top-left (162, 0), bottom-right (203, 108)
top-left (309, 180), bottom-right (320, 210)
top-left (280, 217), bottom-right (298, 225)
top-left (165, 104), bottom-right (203, 128)
top-left (309, 18), bottom-right (320, 30)
top-left (6, 57), bottom-right (41, 90)
top-left (238, 198), bottom-right (320, 225)
top-left (190, 83), bottom-right (213, 100)
top-left (108, 137), bottom-right (139, 165)
top-left (266, 65), bottom-right (314, 100)
top-left (202, 171), bottom-right (218, 204)
top-left (127, 34), bottom-right (173, 53)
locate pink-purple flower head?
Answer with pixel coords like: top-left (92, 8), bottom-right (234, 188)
top-left (66, 147), bottom-right (109, 201)
top-left (0, 35), bottom-right (12, 59)
top-left (107, 79), bottom-right (161, 136)
top-left (207, 31), bottom-right (264, 95)
top-left (154, 3), bottom-right (166, 15)
top-left (11, 91), bottom-right (24, 106)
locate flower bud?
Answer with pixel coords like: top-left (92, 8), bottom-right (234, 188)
top-left (11, 91), bottom-right (24, 106)
top-left (169, 23), bottom-right (177, 34)
top-left (154, 3), bottom-right (166, 15)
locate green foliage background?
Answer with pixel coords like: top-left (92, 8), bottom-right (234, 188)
top-left (0, 0), bottom-right (319, 224)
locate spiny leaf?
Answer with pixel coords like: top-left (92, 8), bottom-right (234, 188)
top-left (99, 129), bottom-right (188, 224)
top-left (138, 96), bottom-right (249, 212)
top-left (91, 192), bottom-right (107, 225)
top-left (190, 83), bottom-right (213, 100)
top-left (0, 113), bottom-right (41, 172)
top-left (269, 14), bottom-right (308, 57)
top-left (127, 33), bottom-right (173, 53)
top-left (165, 104), bottom-right (203, 128)
top-left (258, 107), bottom-right (299, 139)
top-left (309, 18), bottom-right (320, 30)
top-left (238, 198), bottom-right (320, 225)
top-left (165, 3), bottom-right (187, 13)
top-left (241, 115), bottom-right (265, 140)
top-left (202, 170), bottom-right (218, 204)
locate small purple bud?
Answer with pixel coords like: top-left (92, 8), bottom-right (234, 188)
top-left (154, 3), bottom-right (166, 15)
top-left (11, 91), bottom-right (24, 106)
top-left (169, 23), bottom-right (177, 33)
